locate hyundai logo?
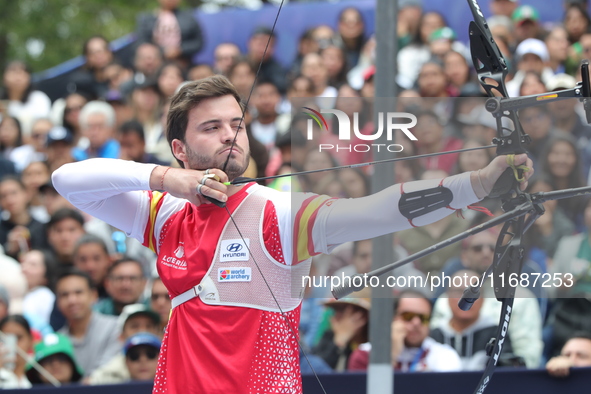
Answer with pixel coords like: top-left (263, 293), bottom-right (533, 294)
top-left (227, 243), bottom-right (243, 252)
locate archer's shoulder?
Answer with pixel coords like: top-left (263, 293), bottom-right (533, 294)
top-left (248, 184), bottom-right (335, 214)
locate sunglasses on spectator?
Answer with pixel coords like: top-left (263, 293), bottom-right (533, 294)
top-left (469, 244), bottom-right (495, 253)
top-left (127, 346), bottom-right (159, 362)
top-left (399, 311), bottom-right (430, 325)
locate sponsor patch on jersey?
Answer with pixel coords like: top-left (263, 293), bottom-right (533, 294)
top-left (218, 267), bottom-right (252, 282)
top-left (220, 239), bottom-right (250, 262)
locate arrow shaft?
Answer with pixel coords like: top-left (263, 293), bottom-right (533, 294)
top-left (231, 144), bottom-right (496, 185)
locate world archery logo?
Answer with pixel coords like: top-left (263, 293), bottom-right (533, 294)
top-left (218, 267), bottom-right (252, 282)
top-left (303, 107), bottom-right (329, 132)
top-left (219, 269), bottom-right (230, 280)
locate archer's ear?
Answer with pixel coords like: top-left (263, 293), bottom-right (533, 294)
top-left (171, 139), bottom-right (187, 163)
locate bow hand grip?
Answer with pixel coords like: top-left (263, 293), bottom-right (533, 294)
top-left (488, 168), bottom-right (516, 199)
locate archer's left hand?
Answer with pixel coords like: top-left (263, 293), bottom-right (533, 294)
top-left (472, 154), bottom-right (534, 199)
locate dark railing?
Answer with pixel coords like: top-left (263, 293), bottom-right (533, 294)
top-left (3, 367), bottom-right (590, 394)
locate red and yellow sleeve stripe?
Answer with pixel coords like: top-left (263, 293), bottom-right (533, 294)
top-left (293, 195), bottom-right (335, 264)
top-left (142, 191), bottom-right (166, 253)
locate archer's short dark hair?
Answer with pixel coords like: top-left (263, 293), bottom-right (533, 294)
top-left (166, 75), bottom-right (244, 168)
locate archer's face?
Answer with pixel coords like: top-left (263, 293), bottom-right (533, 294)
top-left (174, 95), bottom-right (249, 181)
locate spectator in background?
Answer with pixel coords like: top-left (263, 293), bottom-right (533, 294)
top-left (127, 80), bottom-right (162, 155)
top-left (444, 51), bottom-right (471, 93)
top-left (335, 7), bottom-right (366, 70)
top-left (0, 315), bottom-right (33, 388)
top-left (123, 332), bottom-right (161, 382)
top-left (428, 27), bottom-right (456, 61)
top-left (21, 250), bottom-right (57, 326)
top-left (417, 61), bottom-right (451, 98)
top-left (72, 234), bottom-right (113, 299)
top-left (546, 333), bottom-right (591, 377)
top-left (56, 269), bottom-right (120, 377)
top-left (519, 71), bottom-right (547, 96)
top-left (433, 231), bottom-right (543, 368)
top-left (157, 62), bottom-right (185, 99)
top-left (104, 62), bottom-right (134, 96)
top-left (301, 53), bottom-right (338, 108)
top-left (21, 161), bottom-right (51, 223)
top-left (397, 0), bottom-right (423, 50)
top-left (131, 43), bottom-right (165, 84)
top-left (61, 92), bottom-right (89, 145)
top-left (150, 277), bottom-right (171, 333)
top-left (46, 208), bottom-right (86, 268)
top-left (512, 5), bottom-right (543, 43)
top-left (413, 112), bottom-right (462, 173)
top-left (250, 80), bottom-right (282, 150)
top-left (118, 119), bottom-right (168, 165)
top-left (546, 73), bottom-right (591, 177)
top-left (0, 116), bottom-right (23, 161)
top-left (45, 126), bottom-right (76, 173)
top-left (88, 304), bottom-right (160, 384)
top-left (0, 286), bottom-right (9, 321)
top-left (489, 0), bottom-right (519, 19)
top-left (26, 333), bottom-right (84, 385)
top-left (313, 298), bottom-right (369, 371)
top-left (96, 258), bottom-right (147, 316)
top-left (545, 26), bottom-right (570, 74)
top-left (69, 36), bottom-right (113, 100)
top-left (539, 134), bottom-right (586, 225)
top-left (518, 105), bottom-right (555, 166)
top-left (247, 27), bottom-right (287, 93)
top-left (564, 2), bottom-right (591, 45)
top-left (213, 43), bottom-right (241, 76)
top-left (506, 38), bottom-right (554, 97)
top-left (38, 180), bottom-right (75, 218)
top-left (74, 101), bottom-right (120, 160)
top-left (136, 0), bottom-right (204, 67)
top-left (0, 176), bottom-right (48, 260)
top-left (0, 61), bottom-right (51, 137)
top-left (321, 45), bottom-right (348, 88)
top-left (289, 29), bottom-right (320, 79)
top-left (398, 11), bottom-right (447, 87)
top-left (349, 291), bottom-right (462, 372)
top-left (105, 90), bottom-right (135, 129)
top-left (430, 270), bottom-right (515, 370)
top-left (187, 63), bottom-right (214, 81)
top-left (227, 57), bottom-right (256, 101)
top-left (10, 118), bottom-right (50, 173)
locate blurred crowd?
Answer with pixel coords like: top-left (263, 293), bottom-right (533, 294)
top-left (1, 0), bottom-right (591, 389)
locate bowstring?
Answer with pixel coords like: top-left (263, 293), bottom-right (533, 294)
top-left (218, 1), bottom-right (328, 392)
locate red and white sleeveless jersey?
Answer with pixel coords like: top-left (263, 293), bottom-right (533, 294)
top-left (144, 183), bottom-right (333, 393)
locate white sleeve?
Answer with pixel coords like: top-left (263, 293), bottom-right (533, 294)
top-left (312, 172), bottom-right (480, 253)
top-left (52, 159), bottom-right (159, 240)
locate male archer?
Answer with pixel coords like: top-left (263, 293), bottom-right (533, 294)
top-left (52, 75), bottom-right (533, 393)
